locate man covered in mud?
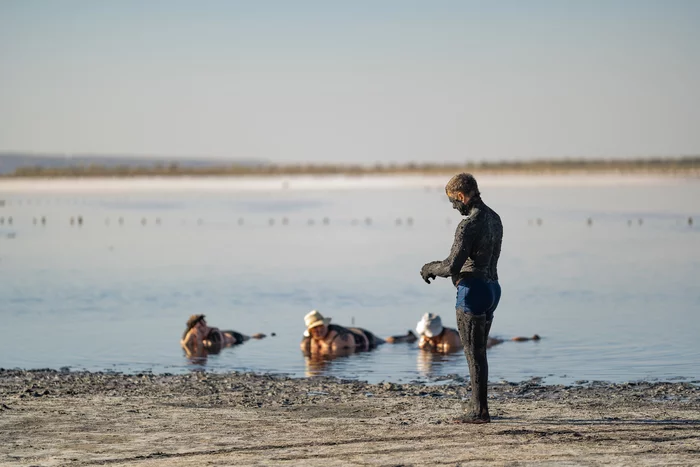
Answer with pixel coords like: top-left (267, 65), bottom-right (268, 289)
top-left (420, 173), bottom-right (503, 423)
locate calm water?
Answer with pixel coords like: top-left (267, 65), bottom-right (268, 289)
top-left (1, 175), bottom-right (699, 385)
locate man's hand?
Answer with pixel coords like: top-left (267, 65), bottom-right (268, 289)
top-left (420, 263), bottom-right (437, 284)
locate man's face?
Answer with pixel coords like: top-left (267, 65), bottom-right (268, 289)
top-left (447, 191), bottom-right (467, 211)
top-left (309, 324), bottom-right (328, 339)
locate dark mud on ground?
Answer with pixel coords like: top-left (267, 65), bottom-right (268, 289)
top-left (2, 370), bottom-right (700, 466)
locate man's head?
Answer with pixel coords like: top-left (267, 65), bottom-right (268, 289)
top-left (304, 310), bottom-right (330, 339)
top-left (445, 173), bottom-right (480, 214)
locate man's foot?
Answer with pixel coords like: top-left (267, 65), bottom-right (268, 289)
top-left (452, 413), bottom-right (491, 424)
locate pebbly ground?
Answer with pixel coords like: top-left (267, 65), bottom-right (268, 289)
top-left (1, 369), bottom-right (699, 466)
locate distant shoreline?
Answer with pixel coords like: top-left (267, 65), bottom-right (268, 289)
top-left (2, 156), bottom-right (699, 179)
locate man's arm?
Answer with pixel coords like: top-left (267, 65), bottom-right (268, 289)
top-left (181, 330), bottom-right (205, 358)
top-left (180, 330), bottom-right (197, 349)
top-left (300, 336), bottom-right (312, 354)
top-left (422, 217), bottom-right (480, 279)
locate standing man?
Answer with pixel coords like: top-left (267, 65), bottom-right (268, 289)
top-left (420, 173), bottom-right (503, 423)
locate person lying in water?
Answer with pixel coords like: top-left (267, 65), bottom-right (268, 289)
top-left (397, 313), bottom-right (540, 353)
top-left (414, 313), bottom-right (464, 353)
top-left (181, 314), bottom-right (265, 357)
top-left (300, 310), bottom-right (384, 356)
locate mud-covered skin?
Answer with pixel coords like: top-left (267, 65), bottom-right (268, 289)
top-left (456, 312), bottom-right (492, 423)
top-left (421, 191), bottom-right (503, 423)
top-left (422, 196), bottom-right (503, 287)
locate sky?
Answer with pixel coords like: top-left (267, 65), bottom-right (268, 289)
top-left (1, 0), bottom-right (699, 164)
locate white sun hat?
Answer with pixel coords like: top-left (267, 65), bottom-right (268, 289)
top-left (416, 313), bottom-right (443, 338)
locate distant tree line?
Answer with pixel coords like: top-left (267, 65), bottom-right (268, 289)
top-left (4, 157), bottom-right (700, 178)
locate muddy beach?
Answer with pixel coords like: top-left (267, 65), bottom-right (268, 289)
top-left (1, 370), bottom-right (699, 466)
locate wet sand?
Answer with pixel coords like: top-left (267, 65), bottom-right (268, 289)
top-left (1, 370), bottom-right (699, 466)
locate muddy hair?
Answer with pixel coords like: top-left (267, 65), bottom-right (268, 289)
top-left (182, 314), bottom-right (205, 340)
top-left (445, 173), bottom-right (481, 199)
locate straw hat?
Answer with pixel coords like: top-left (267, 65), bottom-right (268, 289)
top-left (304, 310), bottom-right (331, 330)
top-left (416, 313), bottom-right (443, 338)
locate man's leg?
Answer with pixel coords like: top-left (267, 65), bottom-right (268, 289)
top-left (456, 310), bottom-right (491, 423)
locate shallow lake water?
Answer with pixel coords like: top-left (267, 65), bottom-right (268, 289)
top-left (1, 175), bottom-right (699, 385)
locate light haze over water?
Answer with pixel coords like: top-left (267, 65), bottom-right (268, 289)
top-left (1, 175), bottom-right (699, 385)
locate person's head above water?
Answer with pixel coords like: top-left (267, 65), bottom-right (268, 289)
top-left (304, 310), bottom-right (331, 339)
top-left (445, 173), bottom-right (481, 215)
top-left (416, 313), bottom-right (444, 338)
top-left (182, 314), bottom-right (207, 339)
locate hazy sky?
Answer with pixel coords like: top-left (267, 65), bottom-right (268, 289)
top-left (1, 1), bottom-right (699, 164)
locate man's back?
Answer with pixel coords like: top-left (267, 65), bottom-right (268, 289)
top-left (458, 200), bottom-right (503, 283)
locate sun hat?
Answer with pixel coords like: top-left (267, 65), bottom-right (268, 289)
top-left (416, 313), bottom-right (443, 338)
top-left (304, 310), bottom-right (331, 330)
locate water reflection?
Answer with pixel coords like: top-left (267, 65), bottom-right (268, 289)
top-left (417, 351), bottom-right (456, 377)
top-left (303, 353), bottom-right (334, 377)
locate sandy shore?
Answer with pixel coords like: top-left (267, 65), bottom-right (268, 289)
top-left (1, 370), bottom-right (699, 466)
